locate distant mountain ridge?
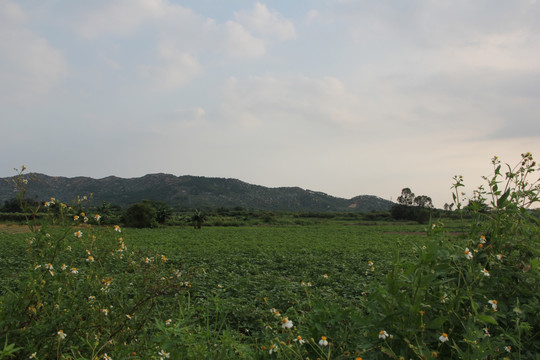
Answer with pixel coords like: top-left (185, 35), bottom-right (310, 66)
top-left (0, 173), bottom-right (394, 212)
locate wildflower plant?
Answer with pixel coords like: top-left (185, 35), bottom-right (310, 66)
top-left (360, 153), bottom-right (540, 359)
top-left (0, 168), bottom-right (189, 359)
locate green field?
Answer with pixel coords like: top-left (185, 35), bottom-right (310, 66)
top-left (1, 215), bottom-right (538, 359)
top-left (0, 222), bottom-right (433, 359)
top-left (0, 222), bottom-right (431, 313)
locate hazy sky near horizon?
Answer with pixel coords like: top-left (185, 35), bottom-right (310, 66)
top-left (1, 0), bottom-right (539, 207)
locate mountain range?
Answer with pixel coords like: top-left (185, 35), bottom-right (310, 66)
top-left (1, 173), bottom-right (394, 212)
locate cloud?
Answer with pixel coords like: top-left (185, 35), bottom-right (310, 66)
top-left (151, 107), bottom-right (208, 134)
top-left (234, 2), bottom-right (297, 40)
top-left (222, 21), bottom-right (266, 58)
top-left (0, 0), bottom-right (68, 100)
top-left (220, 75), bottom-right (364, 130)
top-left (76, 0), bottom-right (176, 38)
top-left (305, 9), bottom-right (320, 23)
top-left (138, 43), bottom-right (203, 90)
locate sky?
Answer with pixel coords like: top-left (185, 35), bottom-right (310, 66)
top-left (1, 0), bottom-right (539, 208)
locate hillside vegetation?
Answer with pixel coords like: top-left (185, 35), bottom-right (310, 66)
top-left (0, 173), bottom-right (393, 212)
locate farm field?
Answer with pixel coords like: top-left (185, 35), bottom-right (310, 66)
top-left (0, 222), bottom-right (434, 359)
top-left (1, 209), bottom-right (537, 359)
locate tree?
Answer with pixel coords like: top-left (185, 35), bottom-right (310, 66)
top-left (2, 198), bottom-right (23, 213)
top-left (123, 202), bottom-right (156, 228)
top-left (413, 195), bottom-right (433, 208)
top-left (191, 209), bottom-right (206, 229)
top-left (140, 200), bottom-right (172, 225)
top-left (397, 188), bottom-right (415, 206)
top-left (392, 188), bottom-right (433, 224)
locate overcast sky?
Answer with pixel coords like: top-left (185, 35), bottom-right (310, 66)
top-left (1, 0), bottom-right (539, 207)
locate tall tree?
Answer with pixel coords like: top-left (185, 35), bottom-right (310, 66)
top-left (414, 195), bottom-right (433, 208)
top-left (397, 188), bottom-right (415, 206)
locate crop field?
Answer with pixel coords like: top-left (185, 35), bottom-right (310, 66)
top-left (127, 224), bottom-right (431, 321)
top-left (0, 222), bottom-right (431, 315)
top-left (0, 222), bottom-right (434, 359)
top-left (0, 213), bottom-right (537, 359)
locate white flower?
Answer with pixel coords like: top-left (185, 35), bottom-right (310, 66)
top-left (481, 268), bottom-right (490, 277)
top-left (103, 354), bottom-right (112, 360)
top-left (496, 254), bottom-right (503, 261)
top-left (71, 267), bottom-right (78, 274)
top-left (281, 317), bottom-right (293, 329)
top-left (74, 230), bottom-right (83, 238)
top-left (293, 335), bottom-right (305, 344)
top-left (505, 345), bottom-right (511, 353)
top-left (95, 214), bottom-right (101, 221)
top-left (269, 344), bottom-right (278, 354)
top-left (488, 299), bottom-right (498, 311)
top-left (57, 330), bottom-right (67, 339)
top-left (158, 349), bottom-right (170, 359)
top-left (165, 319), bottom-right (172, 325)
top-left (439, 332), bottom-right (449, 343)
top-left (319, 336), bottom-right (329, 346)
top-left (379, 330), bottom-right (389, 339)
top-left (322, 273), bottom-right (328, 278)
top-left (483, 327), bottom-right (490, 337)
top-left (464, 248), bottom-right (473, 260)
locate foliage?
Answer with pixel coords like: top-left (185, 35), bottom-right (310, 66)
top-left (370, 153), bottom-right (540, 359)
top-left (1, 154), bottom-right (539, 358)
top-left (0, 168), bottom-right (188, 359)
top-left (0, 173), bottom-right (395, 213)
top-left (191, 209), bottom-right (206, 229)
top-left (397, 187), bottom-right (416, 206)
top-left (390, 204), bottom-right (432, 224)
top-left (393, 188), bottom-right (435, 223)
top-left (123, 201), bottom-right (157, 228)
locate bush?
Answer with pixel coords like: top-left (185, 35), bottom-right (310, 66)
top-left (0, 170), bottom-right (188, 359)
top-left (123, 202), bottom-right (157, 228)
top-left (390, 204), bottom-right (431, 223)
top-left (364, 153), bottom-right (540, 358)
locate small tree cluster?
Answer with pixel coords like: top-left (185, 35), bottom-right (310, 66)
top-left (391, 188), bottom-right (434, 223)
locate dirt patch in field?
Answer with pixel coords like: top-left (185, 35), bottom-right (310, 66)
top-left (384, 231), bottom-right (427, 235)
top-left (0, 224), bottom-right (34, 234)
top-left (385, 231), bottom-right (464, 237)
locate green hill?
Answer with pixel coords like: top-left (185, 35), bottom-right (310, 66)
top-left (1, 173), bottom-right (393, 212)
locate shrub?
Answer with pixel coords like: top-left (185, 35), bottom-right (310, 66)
top-left (364, 153), bottom-right (540, 359)
top-left (0, 168), bottom-right (188, 359)
top-left (123, 202), bottom-right (157, 228)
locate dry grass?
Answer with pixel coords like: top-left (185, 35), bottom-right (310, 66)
top-left (0, 224), bottom-right (33, 234)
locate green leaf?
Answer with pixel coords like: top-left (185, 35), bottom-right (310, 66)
top-left (497, 190), bottom-right (510, 208)
top-left (427, 316), bottom-right (447, 329)
top-left (477, 314), bottom-right (498, 325)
